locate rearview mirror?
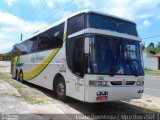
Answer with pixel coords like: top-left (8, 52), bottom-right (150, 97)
top-left (84, 37), bottom-right (90, 54)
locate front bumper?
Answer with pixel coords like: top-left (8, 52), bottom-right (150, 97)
top-left (84, 86), bottom-right (144, 103)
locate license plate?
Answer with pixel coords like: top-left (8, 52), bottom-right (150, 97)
top-left (96, 96), bottom-right (108, 101)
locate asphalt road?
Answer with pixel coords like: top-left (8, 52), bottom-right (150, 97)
top-left (144, 76), bottom-right (160, 97)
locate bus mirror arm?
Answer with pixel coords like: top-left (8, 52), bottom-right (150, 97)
top-left (84, 54), bottom-right (90, 74)
top-left (84, 37), bottom-right (90, 54)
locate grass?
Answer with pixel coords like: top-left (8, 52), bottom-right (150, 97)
top-left (22, 94), bottom-right (48, 105)
top-left (145, 69), bottom-right (160, 76)
top-left (0, 71), bottom-right (53, 105)
top-left (0, 72), bottom-right (5, 79)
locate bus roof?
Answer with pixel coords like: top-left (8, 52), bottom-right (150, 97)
top-left (18, 10), bottom-right (136, 45)
top-left (68, 10), bottom-right (136, 24)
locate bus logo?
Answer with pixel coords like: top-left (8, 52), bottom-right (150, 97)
top-left (97, 76), bottom-right (104, 81)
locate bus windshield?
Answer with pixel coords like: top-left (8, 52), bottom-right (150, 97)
top-left (87, 13), bottom-right (138, 36)
top-left (88, 35), bottom-right (144, 76)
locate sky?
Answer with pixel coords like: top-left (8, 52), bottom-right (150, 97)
top-left (0, 0), bottom-right (160, 53)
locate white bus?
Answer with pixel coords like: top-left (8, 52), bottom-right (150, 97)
top-left (11, 10), bottom-right (144, 102)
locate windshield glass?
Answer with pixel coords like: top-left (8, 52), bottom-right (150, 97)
top-left (87, 13), bottom-right (138, 36)
top-left (88, 35), bottom-right (144, 76)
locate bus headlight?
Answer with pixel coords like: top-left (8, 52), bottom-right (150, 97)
top-left (136, 80), bottom-right (144, 86)
top-left (89, 80), bottom-right (97, 86)
top-left (97, 81), bottom-right (108, 86)
top-left (89, 80), bottom-right (108, 86)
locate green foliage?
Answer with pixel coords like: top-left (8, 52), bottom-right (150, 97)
top-left (145, 42), bottom-right (160, 54)
top-left (140, 43), bottom-right (145, 50)
top-left (146, 47), bottom-right (157, 54)
top-left (148, 42), bottom-right (155, 48)
top-left (157, 41), bottom-right (160, 49)
top-left (0, 52), bottom-right (11, 61)
top-left (145, 69), bottom-right (160, 76)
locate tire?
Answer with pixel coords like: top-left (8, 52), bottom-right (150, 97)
top-left (19, 70), bottom-right (24, 83)
top-left (15, 70), bottom-right (18, 80)
top-left (54, 78), bottom-right (67, 101)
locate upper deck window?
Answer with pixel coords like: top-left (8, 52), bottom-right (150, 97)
top-left (87, 13), bottom-right (138, 36)
top-left (67, 13), bottom-right (85, 35)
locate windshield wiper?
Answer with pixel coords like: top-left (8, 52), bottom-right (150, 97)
top-left (109, 55), bottom-right (118, 76)
top-left (109, 41), bottom-right (120, 76)
top-left (132, 61), bottom-right (139, 77)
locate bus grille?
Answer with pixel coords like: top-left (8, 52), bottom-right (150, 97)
top-left (126, 81), bottom-right (135, 85)
top-left (110, 81), bottom-right (122, 85)
top-left (110, 81), bottom-right (135, 85)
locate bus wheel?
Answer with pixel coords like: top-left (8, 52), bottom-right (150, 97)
top-left (55, 78), bottom-right (66, 101)
top-left (19, 71), bottom-right (24, 83)
top-left (15, 70), bottom-right (18, 80)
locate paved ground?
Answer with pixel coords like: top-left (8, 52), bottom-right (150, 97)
top-left (0, 61), bottom-right (10, 73)
top-left (0, 80), bottom-right (53, 120)
top-left (0, 80), bottom-right (29, 114)
top-left (144, 76), bottom-right (160, 97)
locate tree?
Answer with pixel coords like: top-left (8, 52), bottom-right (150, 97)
top-left (146, 42), bottom-right (156, 54)
top-left (157, 42), bottom-right (160, 49)
top-left (140, 43), bottom-right (145, 50)
top-left (148, 42), bottom-right (155, 48)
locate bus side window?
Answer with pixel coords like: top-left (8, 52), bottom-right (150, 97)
top-left (67, 14), bottom-right (85, 35)
top-left (37, 23), bottom-right (64, 51)
top-left (30, 37), bottom-right (38, 53)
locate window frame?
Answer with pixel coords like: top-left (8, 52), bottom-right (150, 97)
top-left (67, 13), bottom-right (86, 35)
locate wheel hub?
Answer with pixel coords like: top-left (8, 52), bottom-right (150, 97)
top-left (57, 83), bottom-right (64, 96)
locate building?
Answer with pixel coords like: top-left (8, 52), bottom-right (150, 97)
top-left (143, 50), bottom-right (160, 71)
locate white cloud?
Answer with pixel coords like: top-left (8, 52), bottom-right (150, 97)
top-left (27, 0), bottom-right (160, 21)
top-left (29, 0), bottom-right (55, 8)
top-left (55, 10), bottom-right (73, 19)
top-left (72, 0), bottom-right (160, 21)
top-left (143, 20), bottom-right (151, 27)
top-left (137, 19), bottom-right (151, 29)
top-left (0, 42), bottom-right (15, 53)
top-left (73, 0), bottom-right (93, 9)
top-left (56, 0), bottom-right (70, 3)
top-left (83, 0), bottom-right (94, 8)
top-left (29, 0), bottom-right (41, 5)
top-left (4, 0), bottom-right (17, 6)
top-left (0, 11), bottom-right (49, 53)
top-left (47, 0), bottom-right (54, 8)
top-left (137, 14), bottom-right (153, 19)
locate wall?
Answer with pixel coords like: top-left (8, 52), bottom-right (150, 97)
top-left (142, 51), bottom-right (158, 71)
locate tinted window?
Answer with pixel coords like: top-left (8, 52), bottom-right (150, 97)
top-left (68, 14), bottom-right (85, 35)
top-left (87, 13), bottom-right (138, 36)
top-left (66, 37), bottom-right (85, 77)
top-left (12, 23), bottom-right (64, 56)
top-left (12, 38), bottom-right (37, 56)
top-left (66, 38), bottom-right (75, 72)
top-left (30, 37), bottom-right (38, 53)
top-left (38, 23), bottom-right (64, 51)
top-left (19, 40), bottom-right (34, 54)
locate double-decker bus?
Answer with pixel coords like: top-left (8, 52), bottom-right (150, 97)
top-left (11, 10), bottom-right (144, 102)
